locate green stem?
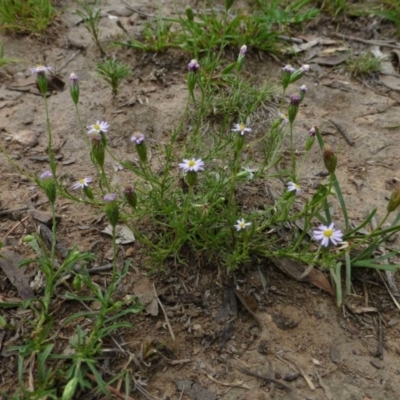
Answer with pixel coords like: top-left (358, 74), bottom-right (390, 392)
top-left (43, 95), bottom-right (56, 176)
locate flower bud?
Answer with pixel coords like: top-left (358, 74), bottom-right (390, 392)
top-left (39, 170), bottom-right (56, 204)
top-left (123, 185), bottom-right (137, 209)
top-left (69, 73), bottom-right (80, 105)
top-left (387, 187), bottom-right (400, 213)
top-left (89, 133), bottom-right (105, 168)
top-left (104, 193), bottom-right (119, 228)
top-left (288, 94), bottom-right (301, 124)
top-left (131, 132), bottom-right (147, 163)
top-left (185, 5), bottom-right (194, 22)
top-left (323, 144), bottom-right (337, 174)
top-left (281, 64), bottom-right (295, 90)
top-left (62, 377), bottom-right (79, 400)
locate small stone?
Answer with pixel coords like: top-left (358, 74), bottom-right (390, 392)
top-left (13, 129), bottom-right (38, 147)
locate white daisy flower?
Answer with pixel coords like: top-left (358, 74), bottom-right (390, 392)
top-left (313, 222), bottom-right (343, 247)
top-left (278, 112), bottom-right (289, 124)
top-left (243, 166), bottom-right (257, 180)
top-left (87, 121), bottom-right (110, 135)
top-left (234, 218), bottom-right (251, 231)
top-left (30, 65), bottom-right (52, 75)
top-left (232, 123), bottom-right (252, 136)
top-left (178, 158), bottom-right (204, 172)
top-left (287, 181), bottom-right (301, 195)
top-left (72, 177), bottom-right (92, 190)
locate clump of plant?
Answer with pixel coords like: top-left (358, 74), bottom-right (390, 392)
top-left (96, 57), bottom-right (131, 96)
top-left (116, 0), bottom-right (319, 55)
top-left (0, 0), bottom-right (56, 34)
top-left (0, 44), bottom-right (21, 68)
top-left (345, 51), bottom-right (382, 79)
top-left (76, 0), bottom-right (105, 56)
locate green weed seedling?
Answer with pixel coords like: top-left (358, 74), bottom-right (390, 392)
top-left (96, 57), bottom-right (131, 96)
top-left (0, 0), bottom-right (56, 34)
top-left (76, 0), bottom-right (105, 57)
top-left (345, 51), bottom-right (382, 79)
top-left (0, 44), bottom-right (21, 68)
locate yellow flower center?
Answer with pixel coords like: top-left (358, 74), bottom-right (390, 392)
top-left (79, 179), bottom-right (85, 184)
top-left (239, 123), bottom-right (245, 130)
top-left (94, 124), bottom-right (100, 131)
top-left (188, 159), bottom-right (196, 167)
top-left (324, 229), bottom-right (333, 238)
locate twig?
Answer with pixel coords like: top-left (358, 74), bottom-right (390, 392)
top-left (122, 0), bottom-right (154, 18)
top-left (0, 200), bottom-right (49, 216)
top-left (275, 354), bottom-right (315, 390)
top-left (332, 32), bottom-right (400, 51)
top-left (153, 283), bottom-right (175, 341)
top-left (327, 119), bottom-right (355, 146)
top-left (373, 315), bottom-right (384, 359)
top-left (58, 50), bottom-right (81, 73)
top-left (2, 216), bottom-right (29, 242)
top-left (86, 373), bottom-right (136, 400)
top-left (234, 364), bottom-right (292, 391)
top-left (234, 289), bottom-right (262, 329)
top-left (205, 373), bottom-right (250, 390)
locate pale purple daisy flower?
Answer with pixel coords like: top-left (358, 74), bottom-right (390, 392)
top-left (69, 72), bottom-right (78, 85)
top-left (187, 59), bottom-right (200, 72)
top-left (300, 64), bottom-right (310, 72)
top-left (313, 222), bottom-right (343, 247)
top-left (131, 132), bottom-right (145, 145)
top-left (178, 158), bottom-right (204, 172)
top-left (40, 170), bottom-right (53, 179)
top-left (239, 45), bottom-right (247, 57)
top-left (282, 64), bottom-right (295, 73)
top-left (72, 177), bottom-right (92, 190)
top-left (309, 127), bottom-right (316, 137)
top-left (290, 94), bottom-right (301, 106)
top-left (87, 121), bottom-right (110, 135)
top-left (287, 181), bottom-right (301, 195)
top-left (234, 218), bottom-right (251, 231)
top-left (30, 65), bottom-right (52, 75)
top-left (300, 84), bottom-right (308, 92)
top-left (232, 123), bottom-right (252, 136)
top-left (104, 193), bottom-right (117, 202)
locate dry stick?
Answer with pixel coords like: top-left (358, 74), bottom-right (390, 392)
top-left (2, 216), bottom-right (30, 241)
top-left (370, 213), bottom-right (400, 298)
top-left (205, 373), bottom-right (250, 390)
top-left (153, 283), bottom-right (175, 341)
top-left (327, 119), bottom-right (355, 146)
top-left (275, 354), bottom-right (315, 391)
top-left (234, 364), bottom-right (292, 392)
top-left (0, 200), bottom-right (49, 216)
top-left (58, 50), bottom-right (81, 73)
top-left (86, 374), bottom-right (136, 400)
top-left (332, 32), bottom-right (400, 51)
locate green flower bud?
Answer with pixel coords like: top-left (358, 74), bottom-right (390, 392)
top-left (69, 73), bottom-right (80, 105)
top-left (62, 377), bottom-right (79, 400)
top-left (185, 5), bottom-right (194, 22)
top-left (39, 171), bottom-right (56, 204)
top-left (387, 187), bottom-right (400, 213)
top-left (123, 185), bottom-right (137, 209)
top-left (104, 193), bottom-right (119, 228)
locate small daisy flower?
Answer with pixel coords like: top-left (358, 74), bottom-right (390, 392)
top-left (72, 177), bottom-right (92, 190)
top-left (104, 193), bottom-right (117, 202)
top-left (243, 166), bottom-right (257, 180)
top-left (282, 64), bottom-right (295, 73)
top-left (30, 65), bottom-right (52, 75)
top-left (309, 127), bottom-right (316, 137)
top-left (300, 64), bottom-right (310, 72)
top-left (40, 170), bottom-right (53, 179)
top-left (232, 123), bottom-right (252, 136)
top-left (287, 181), bottom-right (301, 195)
top-left (131, 132), bottom-right (145, 145)
top-left (179, 158), bottom-right (205, 172)
top-left (289, 94), bottom-right (301, 106)
top-left (187, 59), bottom-right (200, 72)
top-left (278, 112), bottom-right (289, 124)
top-left (313, 222), bottom-right (343, 247)
top-left (239, 44), bottom-right (247, 57)
top-left (87, 121), bottom-right (110, 135)
top-left (234, 218), bottom-right (251, 231)
top-left (69, 72), bottom-right (78, 85)
top-left (300, 84), bottom-right (308, 92)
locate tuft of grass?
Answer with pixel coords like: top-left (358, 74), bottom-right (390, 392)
top-left (0, 43), bottom-right (21, 68)
top-left (345, 51), bottom-right (382, 78)
top-left (0, 0), bottom-right (56, 34)
top-left (96, 57), bottom-right (131, 96)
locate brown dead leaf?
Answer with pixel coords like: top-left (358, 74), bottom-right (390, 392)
top-left (272, 257), bottom-right (334, 296)
top-left (0, 250), bottom-right (34, 299)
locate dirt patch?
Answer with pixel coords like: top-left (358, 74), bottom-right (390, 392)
top-left (1, 1), bottom-right (400, 399)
